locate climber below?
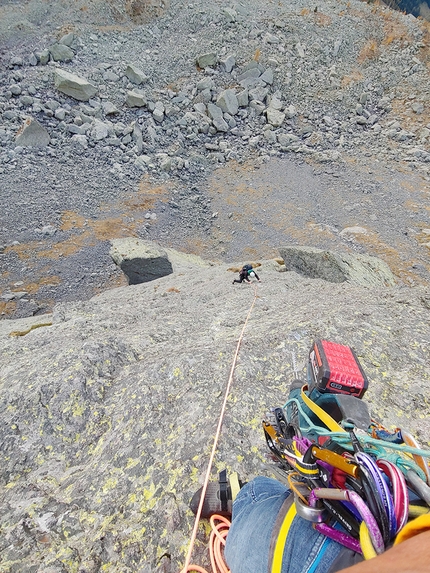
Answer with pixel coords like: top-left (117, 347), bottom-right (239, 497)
top-left (233, 264), bottom-right (261, 284)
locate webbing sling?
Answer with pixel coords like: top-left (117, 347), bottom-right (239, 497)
top-left (300, 385), bottom-right (346, 434)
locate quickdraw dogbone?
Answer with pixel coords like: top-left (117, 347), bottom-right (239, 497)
top-left (263, 339), bottom-right (430, 565)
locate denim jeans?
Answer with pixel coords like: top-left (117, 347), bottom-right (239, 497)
top-left (224, 477), bottom-right (362, 573)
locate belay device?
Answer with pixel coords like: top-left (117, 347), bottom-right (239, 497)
top-left (262, 339), bottom-right (430, 558)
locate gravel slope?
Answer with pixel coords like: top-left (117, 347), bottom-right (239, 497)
top-left (0, 0), bottom-right (429, 319)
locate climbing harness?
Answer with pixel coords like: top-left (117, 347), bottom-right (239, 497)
top-left (182, 330), bottom-right (430, 571)
top-left (263, 339), bottom-right (430, 563)
top-left (181, 285), bottom-right (259, 573)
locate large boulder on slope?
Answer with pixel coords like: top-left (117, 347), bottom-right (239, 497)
top-left (110, 238), bottom-right (173, 284)
top-left (279, 245), bottom-right (396, 287)
top-left (54, 68), bottom-right (97, 101)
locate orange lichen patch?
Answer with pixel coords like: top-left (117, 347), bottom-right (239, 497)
top-left (358, 39), bottom-right (379, 64)
top-left (90, 218), bottom-right (139, 240)
top-left (254, 48), bottom-right (261, 62)
top-left (60, 211), bottom-right (87, 231)
top-left (124, 191), bottom-right (160, 211)
top-left (15, 276), bottom-right (62, 295)
top-left (341, 70), bottom-right (364, 87)
top-left (342, 156), bottom-right (358, 165)
top-left (300, 8), bottom-right (310, 15)
top-left (4, 214), bottom-right (144, 263)
top-left (182, 237), bottom-right (210, 256)
top-left (342, 232), bottom-right (427, 284)
top-left (390, 97), bottom-right (430, 128)
top-left (417, 228), bottom-right (430, 245)
top-left (166, 287), bottom-right (180, 293)
top-left (37, 231), bottom-right (96, 259)
top-left (403, 200), bottom-right (422, 215)
top-left (116, 177), bottom-right (171, 211)
top-left (242, 247), bottom-right (259, 259)
top-left (419, 21), bottom-right (430, 69)
top-left (379, 10), bottom-right (412, 45)
top-left (56, 24), bottom-right (76, 39)
top-left (39, 218), bottom-right (142, 259)
top-left (306, 221), bottom-right (337, 238)
top-left (4, 241), bottom-right (43, 260)
top-left (138, 176), bottom-right (171, 195)
top-left (315, 13), bottom-right (332, 26)
top-left (0, 301), bottom-right (16, 316)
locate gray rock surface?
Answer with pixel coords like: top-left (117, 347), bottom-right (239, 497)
top-left (125, 64), bottom-right (148, 85)
top-left (14, 117), bottom-right (50, 147)
top-left (48, 43), bottom-right (75, 62)
top-left (1, 257), bottom-right (429, 572)
top-left (0, 7), bottom-right (429, 573)
top-left (279, 246), bottom-right (396, 287)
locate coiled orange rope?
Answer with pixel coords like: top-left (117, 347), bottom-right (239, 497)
top-left (180, 284), bottom-right (259, 573)
top-left (183, 515), bottom-right (231, 573)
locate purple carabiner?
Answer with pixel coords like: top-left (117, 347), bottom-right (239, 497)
top-left (310, 487), bottom-right (385, 554)
top-left (315, 523), bottom-right (362, 554)
top-left (355, 451), bottom-right (396, 539)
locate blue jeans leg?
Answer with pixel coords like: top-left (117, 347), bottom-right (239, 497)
top-left (224, 477), bottom-right (350, 573)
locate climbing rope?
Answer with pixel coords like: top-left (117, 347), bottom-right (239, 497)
top-left (180, 284), bottom-right (259, 573)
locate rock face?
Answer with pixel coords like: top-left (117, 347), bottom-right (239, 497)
top-left (1, 257), bottom-right (429, 572)
top-left (110, 238), bottom-right (174, 284)
top-left (53, 68), bottom-right (97, 101)
top-left (279, 246), bottom-right (396, 287)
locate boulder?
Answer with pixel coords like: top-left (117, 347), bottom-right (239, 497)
top-left (266, 108), bottom-right (285, 127)
top-left (216, 89), bottom-right (239, 116)
top-left (220, 54), bottom-right (236, 73)
top-left (125, 63), bottom-right (148, 85)
top-left (102, 101), bottom-right (120, 115)
top-left (54, 68), bottom-right (97, 101)
top-left (35, 48), bottom-right (50, 64)
top-left (91, 119), bottom-right (109, 141)
top-left (48, 43), bottom-right (75, 62)
top-left (278, 246), bottom-right (396, 287)
top-left (110, 238), bottom-right (173, 284)
top-left (207, 103), bottom-right (223, 120)
top-left (126, 90), bottom-right (147, 107)
top-left (15, 117), bottom-right (50, 147)
top-left (196, 52), bottom-right (217, 68)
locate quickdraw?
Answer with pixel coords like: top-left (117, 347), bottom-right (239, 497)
top-left (262, 339), bottom-right (430, 558)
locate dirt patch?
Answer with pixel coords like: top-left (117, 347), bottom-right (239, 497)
top-left (0, 301), bottom-right (17, 317)
top-left (358, 39), bottom-right (380, 64)
top-left (17, 277), bottom-right (62, 295)
top-left (125, 0), bottom-right (170, 23)
top-left (60, 212), bottom-right (87, 232)
top-left (341, 231), bottom-right (428, 283)
top-left (341, 70), bottom-right (365, 87)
